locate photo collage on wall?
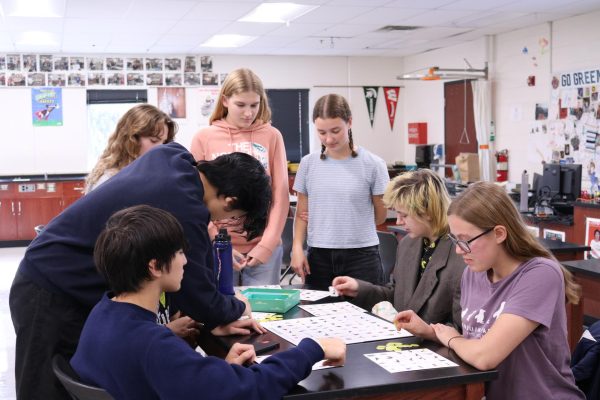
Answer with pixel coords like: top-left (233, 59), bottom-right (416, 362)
top-left (0, 54), bottom-right (225, 88)
top-left (529, 67), bottom-right (600, 195)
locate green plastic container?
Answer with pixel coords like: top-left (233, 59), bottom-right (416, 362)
top-left (241, 288), bottom-right (300, 313)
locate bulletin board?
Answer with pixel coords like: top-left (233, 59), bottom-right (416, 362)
top-left (530, 67), bottom-right (600, 195)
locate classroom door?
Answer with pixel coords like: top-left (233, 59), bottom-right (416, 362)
top-left (444, 80), bottom-right (477, 178)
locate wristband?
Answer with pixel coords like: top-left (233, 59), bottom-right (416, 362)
top-left (447, 335), bottom-right (462, 349)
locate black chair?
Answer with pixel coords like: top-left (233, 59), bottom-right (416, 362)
top-left (377, 231), bottom-right (398, 284)
top-left (52, 354), bottom-right (114, 400)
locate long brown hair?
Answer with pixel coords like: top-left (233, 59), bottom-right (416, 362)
top-left (85, 104), bottom-right (176, 192)
top-left (448, 182), bottom-right (580, 304)
top-left (209, 68), bottom-right (271, 125)
top-left (312, 94), bottom-right (357, 160)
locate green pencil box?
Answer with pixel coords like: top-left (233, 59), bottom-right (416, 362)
top-left (241, 288), bottom-right (300, 313)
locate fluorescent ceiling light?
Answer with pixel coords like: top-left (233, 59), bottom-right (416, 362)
top-left (200, 34), bottom-right (257, 48)
top-left (16, 31), bottom-right (59, 46)
top-left (5, 0), bottom-right (65, 17)
top-left (239, 2), bottom-right (318, 23)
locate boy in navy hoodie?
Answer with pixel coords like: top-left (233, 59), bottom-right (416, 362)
top-left (10, 143), bottom-right (273, 399)
top-left (71, 205), bottom-right (345, 399)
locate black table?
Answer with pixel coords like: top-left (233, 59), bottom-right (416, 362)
top-left (199, 288), bottom-right (497, 400)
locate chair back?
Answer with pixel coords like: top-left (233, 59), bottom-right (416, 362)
top-left (377, 231), bottom-right (398, 284)
top-left (52, 354), bottom-right (114, 400)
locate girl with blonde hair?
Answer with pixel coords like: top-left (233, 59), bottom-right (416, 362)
top-left (291, 93), bottom-right (389, 289)
top-left (191, 68), bottom-right (288, 285)
top-left (333, 169), bottom-right (465, 328)
top-left (85, 104), bottom-right (176, 192)
top-left (395, 181), bottom-right (583, 399)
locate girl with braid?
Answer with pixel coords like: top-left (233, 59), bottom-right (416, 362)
top-left (291, 93), bottom-right (389, 289)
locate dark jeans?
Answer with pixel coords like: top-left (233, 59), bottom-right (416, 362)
top-left (9, 272), bottom-right (88, 400)
top-left (306, 245), bottom-right (383, 290)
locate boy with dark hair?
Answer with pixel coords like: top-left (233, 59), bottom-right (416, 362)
top-left (71, 205), bottom-right (345, 399)
top-left (10, 143), bottom-right (273, 399)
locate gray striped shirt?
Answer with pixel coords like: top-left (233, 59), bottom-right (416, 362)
top-left (293, 147), bottom-right (389, 248)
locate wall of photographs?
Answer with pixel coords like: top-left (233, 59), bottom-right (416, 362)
top-left (0, 54), bottom-right (227, 87)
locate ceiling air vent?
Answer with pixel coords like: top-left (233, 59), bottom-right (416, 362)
top-left (376, 25), bottom-right (421, 32)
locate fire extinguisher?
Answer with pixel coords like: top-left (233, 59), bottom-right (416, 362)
top-left (496, 149), bottom-right (508, 182)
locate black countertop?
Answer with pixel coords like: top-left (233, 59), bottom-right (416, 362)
top-left (563, 259), bottom-right (600, 278)
top-left (0, 174), bottom-right (86, 183)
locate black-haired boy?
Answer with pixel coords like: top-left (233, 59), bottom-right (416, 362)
top-left (71, 205), bottom-right (345, 399)
top-left (10, 143), bottom-right (273, 399)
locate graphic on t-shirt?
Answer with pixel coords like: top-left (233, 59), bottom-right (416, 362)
top-left (462, 301), bottom-right (506, 338)
top-left (211, 142), bottom-right (269, 171)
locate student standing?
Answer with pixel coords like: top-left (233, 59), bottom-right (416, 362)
top-left (191, 68), bottom-right (288, 286)
top-left (71, 205), bottom-right (346, 400)
top-left (85, 103), bottom-right (176, 193)
top-left (85, 104), bottom-right (195, 340)
top-left (9, 143), bottom-right (271, 400)
top-left (332, 169), bottom-right (465, 328)
top-left (291, 93), bottom-right (389, 289)
top-left (395, 182), bottom-right (584, 399)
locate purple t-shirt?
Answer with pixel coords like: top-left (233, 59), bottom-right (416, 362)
top-left (461, 257), bottom-right (584, 400)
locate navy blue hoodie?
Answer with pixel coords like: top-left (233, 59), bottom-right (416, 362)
top-left (17, 142), bottom-right (244, 329)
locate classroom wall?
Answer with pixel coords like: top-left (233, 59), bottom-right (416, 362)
top-left (402, 9), bottom-right (600, 183)
top-left (0, 55), bottom-right (405, 175)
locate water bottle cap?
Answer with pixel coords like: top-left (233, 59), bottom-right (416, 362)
top-left (216, 228), bottom-right (231, 241)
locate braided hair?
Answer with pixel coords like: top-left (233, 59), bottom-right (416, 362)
top-left (313, 94), bottom-right (358, 160)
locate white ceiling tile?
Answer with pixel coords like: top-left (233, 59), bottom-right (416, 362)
top-left (397, 9), bottom-right (479, 26)
top-left (64, 18), bottom-right (178, 35)
top-left (326, 0), bottom-right (390, 5)
top-left (548, 0), bottom-right (600, 14)
top-left (384, 0), bottom-right (456, 8)
top-left (452, 11), bottom-right (528, 28)
top-left (268, 23), bottom-right (331, 37)
top-left (183, 2), bottom-right (258, 21)
top-left (241, 35), bottom-right (298, 48)
top-left (65, 0), bottom-right (135, 18)
top-left (318, 24), bottom-right (384, 37)
top-left (153, 35), bottom-right (207, 47)
top-left (165, 20), bottom-right (232, 36)
top-left (126, 0), bottom-right (197, 19)
top-left (409, 26), bottom-right (473, 40)
top-left (220, 22), bottom-right (281, 36)
top-left (438, 0), bottom-right (518, 11)
top-left (148, 44), bottom-right (198, 54)
top-left (344, 7), bottom-right (427, 25)
top-left (61, 34), bottom-right (111, 53)
top-left (293, 5), bottom-right (373, 24)
top-left (3, 17), bottom-right (64, 33)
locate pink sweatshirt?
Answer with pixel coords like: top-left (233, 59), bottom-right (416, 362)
top-left (190, 119), bottom-right (289, 263)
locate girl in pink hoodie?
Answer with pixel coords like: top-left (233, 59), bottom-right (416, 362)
top-left (191, 68), bottom-right (289, 285)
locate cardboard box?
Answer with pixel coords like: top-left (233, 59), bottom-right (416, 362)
top-left (408, 122), bottom-right (427, 144)
top-left (455, 153), bottom-right (480, 183)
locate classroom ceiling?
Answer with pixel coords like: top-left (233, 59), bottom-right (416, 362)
top-left (1, 0), bottom-right (599, 57)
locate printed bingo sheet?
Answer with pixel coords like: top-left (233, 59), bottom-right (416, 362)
top-left (364, 348), bottom-right (458, 373)
top-left (261, 312), bottom-right (411, 345)
top-left (299, 301), bottom-right (367, 316)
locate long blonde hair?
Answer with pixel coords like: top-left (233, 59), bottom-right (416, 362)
top-left (383, 169), bottom-right (450, 239)
top-left (209, 68), bottom-right (271, 125)
top-left (85, 104), bottom-right (176, 192)
top-left (448, 182), bottom-right (580, 304)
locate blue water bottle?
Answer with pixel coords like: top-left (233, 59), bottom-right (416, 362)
top-left (213, 228), bottom-right (235, 295)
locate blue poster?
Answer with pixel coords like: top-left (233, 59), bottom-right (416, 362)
top-left (32, 87), bottom-right (63, 126)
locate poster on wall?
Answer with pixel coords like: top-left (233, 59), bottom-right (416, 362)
top-left (525, 225), bottom-right (539, 238)
top-left (157, 87), bottom-right (186, 118)
top-left (585, 217), bottom-right (600, 259)
top-left (543, 229), bottom-right (565, 242)
top-left (31, 87), bottom-right (62, 126)
top-left (196, 87), bottom-right (220, 127)
top-left (363, 86), bottom-right (379, 127)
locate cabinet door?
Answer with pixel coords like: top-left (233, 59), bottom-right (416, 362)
top-left (0, 199), bottom-right (18, 240)
top-left (62, 181), bottom-right (85, 209)
top-left (17, 198), bottom-right (63, 240)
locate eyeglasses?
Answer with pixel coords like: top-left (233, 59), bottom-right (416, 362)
top-left (447, 228), bottom-right (494, 253)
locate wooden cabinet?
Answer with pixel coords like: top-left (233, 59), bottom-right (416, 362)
top-left (0, 179), bottom-right (84, 241)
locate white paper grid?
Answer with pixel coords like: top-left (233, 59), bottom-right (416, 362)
top-left (299, 301), bottom-right (367, 316)
top-left (261, 313), bottom-right (411, 346)
top-left (364, 348), bottom-right (458, 373)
